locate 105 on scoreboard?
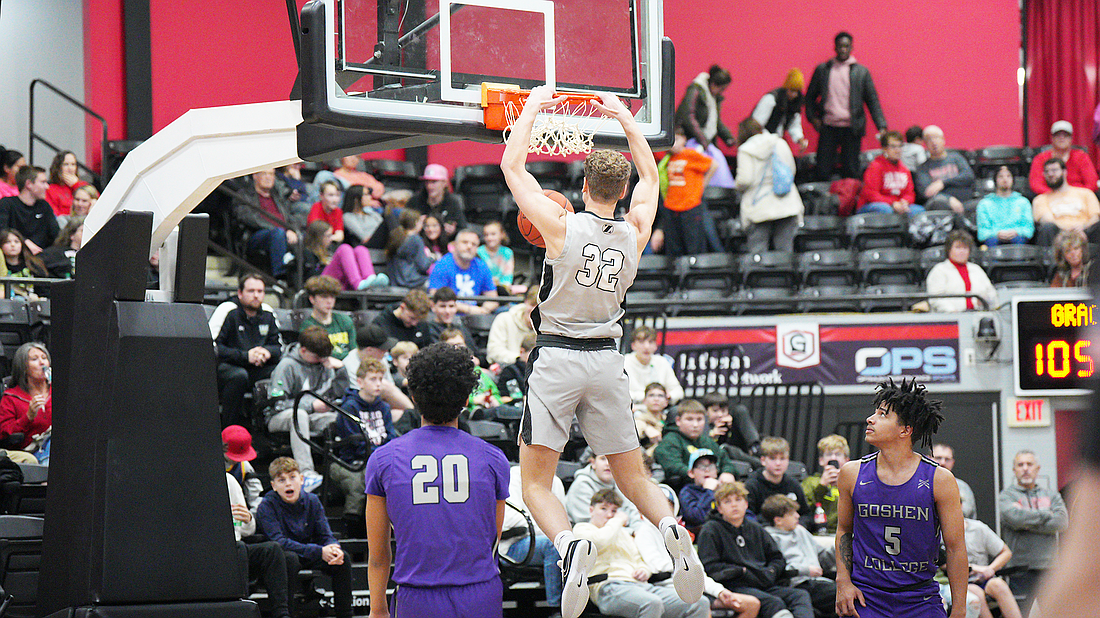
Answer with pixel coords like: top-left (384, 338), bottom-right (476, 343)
top-left (1014, 294), bottom-right (1096, 396)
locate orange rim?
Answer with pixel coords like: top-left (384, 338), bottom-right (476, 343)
top-left (481, 83), bottom-right (601, 131)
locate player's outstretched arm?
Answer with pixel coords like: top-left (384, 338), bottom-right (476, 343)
top-left (935, 467), bottom-right (969, 618)
top-left (500, 85), bottom-right (569, 253)
top-left (592, 94), bottom-right (659, 255)
top-left (834, 461), bottom-right (865, 618)
top-left (366, 494), bottom-right (393, 618)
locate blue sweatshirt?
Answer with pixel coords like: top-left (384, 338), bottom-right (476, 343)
top-left (334, 386), bottom-right (393, 462)
top-left (679, 483), bottom-right (716, 528)
top-left (976, 191), bottom-right (1035, 243)
top-left (256, 490), bottom-right (337, 563)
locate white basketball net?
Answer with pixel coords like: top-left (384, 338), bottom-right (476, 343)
top-left (503, 98), bottom-right (610, 156)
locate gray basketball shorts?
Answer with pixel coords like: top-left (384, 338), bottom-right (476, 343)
top-left (521, 345), bottom-right (640, 455)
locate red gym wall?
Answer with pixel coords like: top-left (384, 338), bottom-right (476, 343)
top-left (84, 0), bottom-right (1023, 172)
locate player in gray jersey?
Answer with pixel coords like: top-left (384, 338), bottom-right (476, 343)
top-left (502, 85), bottom-right (704, 618)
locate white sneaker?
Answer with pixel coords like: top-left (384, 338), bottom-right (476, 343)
top-left (558, 538), bottom-right (597, 618)
top-left (302, 471), bottom-right (324, 493)
top-left (663, 523), bottom-right (704, 602)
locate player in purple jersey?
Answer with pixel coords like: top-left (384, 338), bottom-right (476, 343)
top-left (365, 342), bottom-right (511, 618)
top-left (835, 378), bottom-right (967, 618)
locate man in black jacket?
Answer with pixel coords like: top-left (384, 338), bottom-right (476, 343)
top-left (806, 32), bottom-right (888, 181)
top-left (212, 273), bottom-right (283, 427)
top-left (697, 481), bottom-right (814, 618)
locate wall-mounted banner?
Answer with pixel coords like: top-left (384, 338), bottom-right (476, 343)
top-left (665, 322), bottom-right (960, 389)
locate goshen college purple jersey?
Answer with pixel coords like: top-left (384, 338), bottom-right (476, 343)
top-left (851, 453), bottom-right (941, 590)
top-left (366, 425), bottom-right (510, 587)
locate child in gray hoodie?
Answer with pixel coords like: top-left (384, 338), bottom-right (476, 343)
top-left (761, 495), bottom-right (837, 618)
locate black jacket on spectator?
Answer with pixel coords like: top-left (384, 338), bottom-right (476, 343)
top-left (0, 196), bottom-right (60, 251)
top-left (40, 245), bottom-right (76, 279)
top-left (372, 304), bottom-right (434, 348)
top-left (744, 467), bottom-right (816, 531)
top-left (427, 316), bottom-right (475, 348)
top-left (215, 299), bottom-right (282, 367)
top-left (697, 512), bottom-right (787, 589)
top-left (407, 192), bottom-right (467, 232)
top-left (805, 59), bottom-right (886, 137)
top-left (496, 358), bottom-right (527, 401)
top-left (674, 81), bottom-right (735, 147)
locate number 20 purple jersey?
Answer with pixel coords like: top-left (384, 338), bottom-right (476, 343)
top-left (851, 452), bottom-right (941, 590)
top-left (366, 425), bottom-right (510, 587)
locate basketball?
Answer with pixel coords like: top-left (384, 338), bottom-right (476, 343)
top-left (518, 190), bottom-right (575, 248)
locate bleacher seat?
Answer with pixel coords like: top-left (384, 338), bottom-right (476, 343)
top-left (739, 251), bottom-right (797, 290)
top-left (671, 288), bottom-right (733, 317)
top-left (860, 284), bottom-right (922, 313)
top-left (677, 253), bottom-right (739, 293)
top-left (702, 186), bottom-right (739, 220)
top-left (798, 285), bottom-right (861, 313)
top-left (717, 218), bottom-right (747, 253)
top-left (857, 248), bottom-right (923, 285)
top-left (797, 182), bottom-right (839, 216)
top-left (920, 246), bottom-right (947, 276)
top-left (454, 164), bottom-right (507, 224)
top-left (846, 212), bottom-right (909, 250)
top-left (798, 249), bottom-right (858, 287)
top-left (274, 308), bottom-right (307, 343)
top-left (985, 244), bottom-right (1047, 283)
top-left (734, 287), bottom-right (797, 316)
top-left (0, 301), bottom-right (31, 358)
top-left (365, 159), bottom-right (420, 193)
top-left (793, 215), bottom-right (846, 252)
top-left (633, 254), bottom-right (676, 298)
top-left (973, 146), bottom-right (1029, 177)
top-left (0, 515), bottom-right (43, 618)
top-left (973, 175), bottom-right (1030, 197)
top-left (463, 313), bottom-right (497, 350)
top-left (526, 160), bottom-right (571, 192)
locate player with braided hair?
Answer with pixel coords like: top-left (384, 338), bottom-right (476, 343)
top-left (834, 378), bottom-right (967, 618)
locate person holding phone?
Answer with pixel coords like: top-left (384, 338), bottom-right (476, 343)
top-left (802, 435), bottom-right (850, 534)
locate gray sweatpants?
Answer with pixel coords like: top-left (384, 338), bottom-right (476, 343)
top-left (595, 580), bottom-right (710, 618)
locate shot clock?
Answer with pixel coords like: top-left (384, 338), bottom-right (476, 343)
top-left (1013, 294), bottom-right (1096, 396)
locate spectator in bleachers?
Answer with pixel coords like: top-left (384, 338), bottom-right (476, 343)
top-left (573, 488), bottom-right (711, 618)
top-left (211, 273), bottom-right (282, 428)
top-left (478, 221), bottom-right (523, 294)
top-left (703, 394), bottom-right (761, 466)
top-left (407, 163), bottom-right (467, 238)
top-left (62, 184), bottom-right (97, 227)
top-left (635, 382), bottom-right (670, 454)
top-left (276, 163), bottom-right (308, 207)
top-left (226, 469), bottom-right (292, 618)
top-left (372, 288), bottom-right (434, 349)
top-left (926, 230), bottom-right (997, 313)
top-left (340, 184), bottom-right (383, 247)
top-left (267, 325), bottom-right (351, 493)
top-left (625, 326), bottom-right (684, 407)
top-left (697, 481), bottom-right (815, 618)
top-left (500, 463), bottom-right (565, 610)
top-left (1028, 120), bottom-right (1098, 195)
top-left (745, 436), bottom-right (816, 531)
top-left (44, 150), bottom-right (89, 217)
top-left (901, 125), bottom-right (928, 172)
top-left (344, 324), bottom-right (415, 427)
top-left (675, 64), bottom-right (736, 187)
top-left (857, 130), bottom-right (919, 215)
top-left (654, 400), bottom-right (738, 488)
top-left (977, 165), bottom-right (1034, 246)
top-left (222, 424), bottom-right (263, 510)
top-left (734, 117), bottom-right (804, 254)
top-left (937, 511), bottom-right (1023, 618)
top-left (565, 449), bottom-right (641, 525)
top-left (386, 208), bottom-right (435, 288)
top-left (752, 69), bottom-right (809, 152)
top-left (0, 147), bottom-right (25, 199)
top-left (486, 285), bottom-right (538, 365)
top-left (806, 31), bottom-right (888, 181)
top-left (330, 154), bottom-right (385, 203)
top-left (300, 275), bottom-right (357, 360)
top-left (801, 434), bottom-right (850, 534)
top-left (761, 495), bottom-right (836, 618)
top-left (679, 448), bottom-right (720, 529)
top-left (232, 169), bottom-right (304, 280)
top-left (420, 213), bottom-right (448, 260)
top-left (40, 215), bottom-right (83, 279)
top-left (329, 356), bottom-right (392, 538)
top-left (427, 286), bottom-right (475, 347)
top-left (931, 443), bottom-right (976, 520)
top-left (307, 180), bottom-right (345, 244)
top-left (1050, 229), bottom-right (1090, 287)
top-left (0, 229), bottom-right (48, 300)
top-left (365, 189), bottom-right (410, 250)
top-left (0, 166), bottom-right (60, 255)
top-left (1032, 157), bottom-right (1100, 246)
top-left (428, 228), bottom-right (499, 315)
top-left (915, 125), bottom-right (975, 215)
top-left (0, 342), bottom-right (52, 452)
top-left (301, 220), bottom-right (388, 290)
top-left (388, 341), bottom-right (417, 394)
top-left (658, 127), bottom-right (716, 257)
top-left (998, 450), bottom-right (1067, 609)
top-left (497, 332), bottom-right (534, 404)
top-left (257, 457), bottom-right (353, 618)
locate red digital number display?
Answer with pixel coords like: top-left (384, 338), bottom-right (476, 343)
top-left (1016, 299), bottom-right (1097, 394)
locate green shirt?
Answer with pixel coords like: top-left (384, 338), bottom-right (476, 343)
top-left (801, 474), bottom-right (840, 534)
top-left (302, 312), bottom-right (356, 360)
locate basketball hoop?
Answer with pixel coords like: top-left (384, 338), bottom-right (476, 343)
top-left (482, 83), bottom-right (609, 156)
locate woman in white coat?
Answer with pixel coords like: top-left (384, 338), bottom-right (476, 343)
top-left (734, 117), bottom-right (804, 253)
top-left (926, 229), bottom-right (998, 312)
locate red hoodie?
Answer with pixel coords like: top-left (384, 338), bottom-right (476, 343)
top-left (858, 155), bottom-right (916, 207)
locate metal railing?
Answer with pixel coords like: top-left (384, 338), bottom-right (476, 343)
top-left (29, 79), bottom-right (107, 186)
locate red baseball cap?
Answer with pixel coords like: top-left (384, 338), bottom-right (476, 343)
top-left (222, 425), bottom-right (257, 462)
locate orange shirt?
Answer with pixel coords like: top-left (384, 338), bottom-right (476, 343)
top-left (665, 149), bottom-right (712, 212)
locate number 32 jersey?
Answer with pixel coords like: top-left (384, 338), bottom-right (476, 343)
top-left (365, 425), bottom-right (510, 587)
top-left (851, 452), bottom-right (941, 590)
top-left (534, 211), bottom-right (639, 339)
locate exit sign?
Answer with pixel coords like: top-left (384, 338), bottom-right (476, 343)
top-left (1008, 398), bottom-right (1050, 427)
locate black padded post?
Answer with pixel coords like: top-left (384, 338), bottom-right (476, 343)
top-left (40, 211), bottom-right (258, 618)
top-left (173, 214), bottom-right (209, 304)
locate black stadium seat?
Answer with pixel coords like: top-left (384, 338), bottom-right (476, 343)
top-left (798, 285), bottom-right (861, 313)
top-left (846, 212), bottom-right (909, 250)
top-left (365, 159), bottom-right (420, 193)
top-left (739, 251), bottom-right (798, 290)
top-left (861, 284), bottom-right (922, 313)
top-left (454, 164), bottom-right (507, 224)
top-left (857, 248), bottom-right (923, 285)
top-left (920, 246), bottom-right (947, 276)
top-left (794, 215), bottom-right (847, 252)
top-left (677, 252), bottom-right (739, 292)
top-left (798, 249), bottom-right (858, 287)
top-left (634, 254), bottom-right (676, 298)
top-left (985, 244), bottom-right (1047, 283)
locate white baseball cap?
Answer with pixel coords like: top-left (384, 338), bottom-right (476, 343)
top-left (1051, 120), bottom-right (1074, 135)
